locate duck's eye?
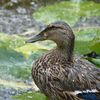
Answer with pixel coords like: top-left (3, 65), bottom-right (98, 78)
top-left (44, 33), bottom-right (48, 37)
top-left (63, 32), bottom-right (66, 35)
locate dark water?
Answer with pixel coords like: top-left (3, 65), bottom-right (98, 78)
top-left (0, 9), bottom-right (44, 34)
top-left (0, 0), bottom-right (45, 34)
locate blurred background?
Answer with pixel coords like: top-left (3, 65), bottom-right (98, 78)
top-left (0, 0), bottom-right (100, 100)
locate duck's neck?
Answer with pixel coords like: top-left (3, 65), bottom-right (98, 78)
top-left (55, 39), bottom-right (74, 61)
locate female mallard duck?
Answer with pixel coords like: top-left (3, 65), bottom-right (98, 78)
top-left (26, 21), bottom-right (100, 100)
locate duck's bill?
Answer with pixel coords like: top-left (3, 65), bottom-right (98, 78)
top-left (26, 33), bottom-right (45, 43)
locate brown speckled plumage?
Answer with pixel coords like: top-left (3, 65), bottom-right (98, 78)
top-left (27, 21), bottom-right (100, 100)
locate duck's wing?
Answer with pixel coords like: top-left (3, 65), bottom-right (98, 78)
top-left (73, 59), bottom-right (100, 100)
top-left (73, 59), bottom-right (100, 91)
top-left (43, 59), bottom-right (100, 100)
top-left (63, 58), bottom-right (100, 100)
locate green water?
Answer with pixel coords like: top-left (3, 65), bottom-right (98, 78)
top-left (33, 1), bottom-right (100, 25)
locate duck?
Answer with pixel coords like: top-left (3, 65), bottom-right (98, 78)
top-left (26, 21), bottom-right (100, 100)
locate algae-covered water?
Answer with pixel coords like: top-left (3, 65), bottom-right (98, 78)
top-left (0, 1), bottom-right (100, 100)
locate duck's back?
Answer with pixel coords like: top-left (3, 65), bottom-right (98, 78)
top-left (32, 50), bottom-right (100, 100)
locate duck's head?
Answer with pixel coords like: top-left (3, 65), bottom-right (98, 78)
top-left (26, 21), bottom-right (75, 49)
